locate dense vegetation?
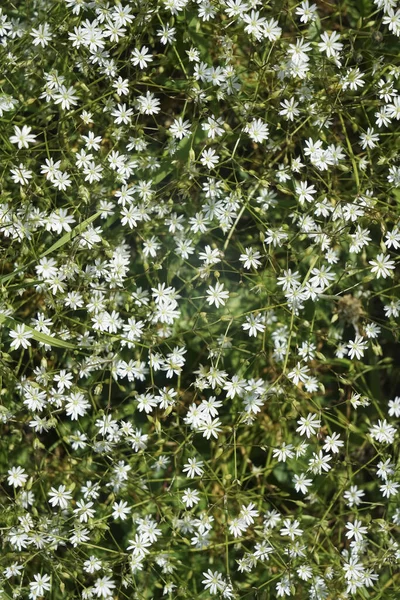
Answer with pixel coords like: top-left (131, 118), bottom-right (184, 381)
top-left (0, 0), bottom-right (399, 598)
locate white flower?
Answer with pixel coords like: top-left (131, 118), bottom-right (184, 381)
top-left (4, 563), bottom-right (23, 579)
top-left (347, 335), bottom-right (368, 360)
top-left (29, 573), bottom-right (51, 599)
top-left (243, 9), bottom-right (267, 39)
top-left (157, 24), bottom-right (177, 45)
top-left (342, 67), bottom-right (365, 91)
top-left (295, 0), bottom-right (318, 23)
top-left (343, 485), bottom-right (365, 507)
top-left (296, 413), bottom-right (321, 438)
top-left (229, 517), bottom-right (247, 538)
top-left (376, 458), bottom-right (395, 481)
top-left (84, 556), bottom-right (102, 574)
top-left (202, 115), bottom-right (225, 139)
top-left (364, 322), bottom-right (381, 339)
top-left (182, 457), bottom-right (204, 478)
top-left (343, 557), bottom-right (364, 581)
top-left (245, 118), bottom-right (269, 143)
top-left (239, 247), bottom-right (262, 270)
top-left (10, 163), bottom-right (33, 185)
top-left (126, 533), bottom-right (152, 557)
top-left (199, 245), bottom-right (222, 266)
top-left (293, 473), bottom-right (313, 494)
top-left (48, 485), bottom-right (72, 509)
top-left (307, 450), bottom-right (332, 474)
top-left (369, 419), bottom-right (396, 444)
top-left (54, 85), bottom-right (78, 110)
top-left (388, 396), bottom-right (400, 417)
top-left (199, 417), bottom-right (222, 439)
top-left (112, 2), bottom-right (134, 25)
top-left (318, 31), bottom-right (343, 58)
top-left (273, 443), bottom-right (295, 462)
top-left (170, 117), bottom-right (191, 140)
top-left (380, 480), bottom-right (400, 498)
top-left (254, 541), bottom-right (274, 561)
top-left (65, 392), bottom-right (90, 420)
top-left (369, 253), bottom-right (395, 278)
top-left (295, 180), bottom-right (317, 205)
top-left (280, 518), bottom-right (303, 540)
top-left (297, 564), bottom-right (313, 581)
top-left (200, 147), bottom-right (219, 169)
top-left (259, 15), bottom-right (281, 42)
top-left (9, 324), bottom-right (33, 350)
top-left (384, 299), bottom-right (400, 318)
top-left (382, 8), bottom-right (400, 36)
top-left (54, 369), bottom-right (73, 392)
top-left (242, 314), bottom-right (265, 337)
top-left (345, 519), bottom-right (368, 542)
top-left (83, 131), bottom-right (102, 152)
top-left (7, 466), bottom-right (28, 488)
top-left (385, 227), bottom-right (400, 249)
top-left (182, 488), bottom-right (200, 507)
top-left (131, 45), bottom-right (153, 69)
top-left (279, 97), bottom-right (300, 121)
top-left (112, 76), bottom-right (129, 96)
top-left (74, 499), bottom-right (95, 522)
top-left (240, 502), bottom-right (259, 525)
top-left (10, 125), bottom-right (37, 149)
top-left (323, 432), bottom-right (344, 453)
top-left (93, 576), bottom-right (116, 598)
top-left (360, 127), bottom-right (379, 149)
top-left (137, 91), bottom-right (160, 115)
top-left (288, 362), bottom-right (309, 385)
top-left (206, 282), bottom-right (229, 308)
top-left (110, 103), bottom-right (133, 125)
top-left (276, 576), bottom-right (291, 597)
top-left (202, 570), bottom-right (224, 594)
top-left (30, 23), bottom-right (52, 47)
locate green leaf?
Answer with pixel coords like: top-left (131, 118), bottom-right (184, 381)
top-left (0, 210), bottom-right (102, 285)
top-left (40, 210), bottom-right (102, 259)
top-left (0, 313), bottom-right (76, 349)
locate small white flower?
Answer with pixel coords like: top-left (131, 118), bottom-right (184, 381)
top-left (369, 253), bottom-right (395, 279)
top-left (239, 247), bottom-right (262, 270)
top-left (280, 518), bottom-right (303, 540)
top-left (182, 457), bottom-right (204, 478)
top-left (360, 127), bottom-right (379, 149)
top-left (131, 45), bottom-right (153, 69)
top-left (9, 324), bottom-right (33, 350)
top-left (242, 314), bottom-right (265, 337)
top-left (182, 488), bottom-right (200, 508)
top-left (48, 485), bottom-right (72, 509)
top-left (318, 31), bottom-right (343, 58)
top-left (288, 362), bottom-right (309, 385)
top-left (202, 570), bottom-right (224, 595)
top-left (10, 125), bottom-right (37, 149)
top-left (380, 480), bottom-right (400, 498)
top-left (206, 282), bottom-right (229, 308)
top-left (296, 413), bottom-right (321, 438)
top-left (170, 117), bottom-right (191, 140)
top-left (345, 519), bottom-right (368, 542)
top-left (244, 118), bottom-right (269, 143)
top-left (323, 432), bottom-right (344, 453)
top-left (388, 396), bottom-right (400, 418)
top-left (93, 576), bottom-right (116, 599)
top-left (293, 473), bottom-right (313, 494)
top-left (7, 466), bottom-right (28, 488)
top-left (347, 335), bottom-right (368, 360)
top-left (29, 573), bottom-right (51, 599)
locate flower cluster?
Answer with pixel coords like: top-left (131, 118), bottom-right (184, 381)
top-left (0, 0), bottom-right (399, 598)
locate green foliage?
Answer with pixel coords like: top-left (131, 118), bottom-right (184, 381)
top-left (0, 0), bottom-right (399, 599)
